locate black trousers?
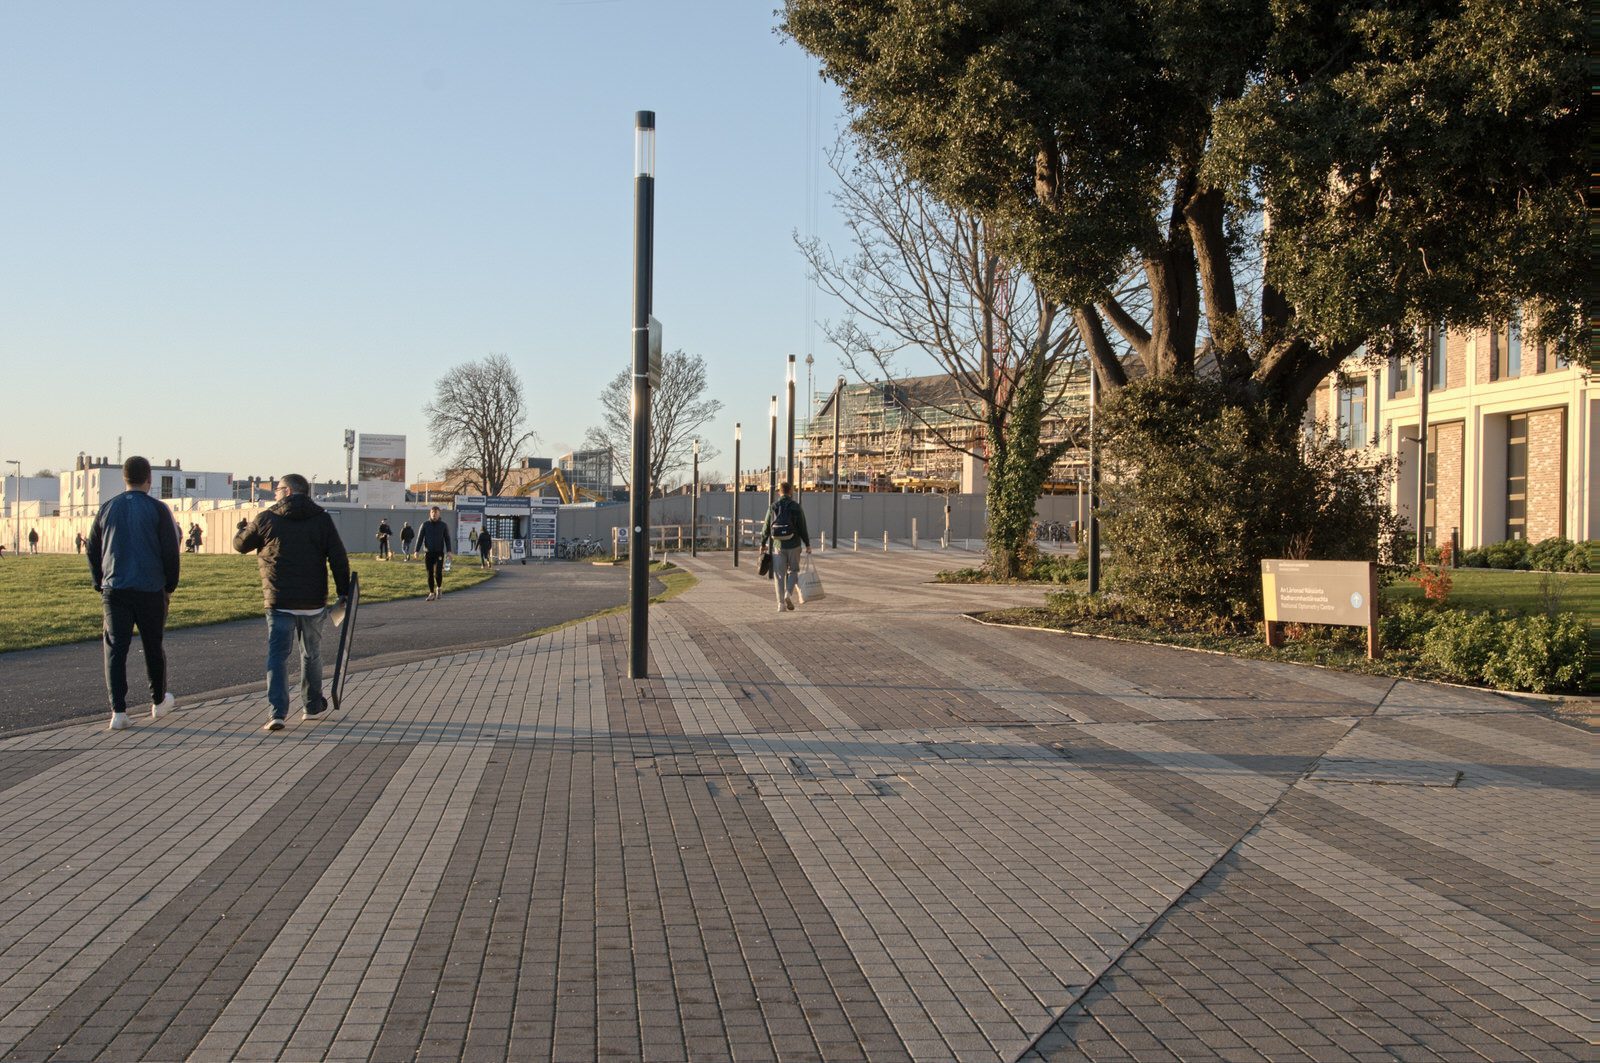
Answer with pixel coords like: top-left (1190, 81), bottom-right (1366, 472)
top-left (103, 589), bottom-right (168, 712)
top-left (424, 552), bottom-right (445, 592)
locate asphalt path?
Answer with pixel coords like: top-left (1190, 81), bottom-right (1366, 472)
top-left (0, 560), bottom-right (664, 736)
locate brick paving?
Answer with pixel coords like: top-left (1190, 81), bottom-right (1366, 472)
top-left (0, 547), bottom-right (1591, 1062)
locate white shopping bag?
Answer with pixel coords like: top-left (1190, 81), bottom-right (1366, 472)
top-left (795, 556), bottom-right (825, 603)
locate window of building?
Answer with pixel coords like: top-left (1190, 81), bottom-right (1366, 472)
top-left (1337, 378), bottom-right (1367, 449)
top-left (184, 477), bottom-right (197, 490)
top-left (1494, 313), bottom-right (1523, 381)
top-left (1429, 325), bottom-right (1447, 391)
top-left (1391, 355), bottom-right (1411, 396)
top-left (1423, 428), bottom-right (1438, 548)
top-left (159, 475), bottom-right (174, 499)
top-left (1506, 414), bottom-right (1527, 541)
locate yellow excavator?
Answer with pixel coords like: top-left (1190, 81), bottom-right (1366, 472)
top-left (514, 468), bottom-right (607, 504)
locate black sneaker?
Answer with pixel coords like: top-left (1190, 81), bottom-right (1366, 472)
top-left (265, 717), bottom-right (285, 732)
top-left (303, 698), bottom-right (329, 721)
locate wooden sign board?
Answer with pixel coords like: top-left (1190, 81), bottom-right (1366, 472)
top-left (1261, 559), bottom-right (1380, 659)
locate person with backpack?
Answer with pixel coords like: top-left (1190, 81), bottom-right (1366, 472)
top-left (760, 481), bottom-right (811, 612)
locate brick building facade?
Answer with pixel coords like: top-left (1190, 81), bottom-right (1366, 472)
top-left (1315, 317), bottom-right (1593, 549)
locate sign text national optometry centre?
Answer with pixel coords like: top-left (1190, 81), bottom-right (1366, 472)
top-left (1260, 559), bottom-right (1380, 658)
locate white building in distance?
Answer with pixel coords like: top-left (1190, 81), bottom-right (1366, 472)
top-left (59, 455), bottom-right (234, 517)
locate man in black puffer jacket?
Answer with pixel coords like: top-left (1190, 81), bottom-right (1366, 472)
top-left (234, 474), bottom-right (351, 732)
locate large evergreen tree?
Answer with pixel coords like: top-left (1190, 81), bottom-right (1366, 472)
top-left (784, 0), bottom-right (1585, 411)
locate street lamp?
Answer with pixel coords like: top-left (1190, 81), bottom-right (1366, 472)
top-left (768, 395), bottom-right (778, 504)
top-left (832, 375), bottom-right (843, 545)
top-left (628, 109), bottom-right (657, 679)
top-left (732, 423), bottom-right (742, 568)
top-left (1087, 362), bottom-right (1101, 594)
top-left (5, 460), bottom-right (20, 555)
top-left (785, 355), bottom-right (797, 489)
top-left (691, 438), bottom-right (700, 558)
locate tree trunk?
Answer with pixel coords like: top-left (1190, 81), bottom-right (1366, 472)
top-left (983, 356), bottom-right (1056, 579)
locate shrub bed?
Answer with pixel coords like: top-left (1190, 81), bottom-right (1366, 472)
top-left (983, 591), bottom-right (1591, 694)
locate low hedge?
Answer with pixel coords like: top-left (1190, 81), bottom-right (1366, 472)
top-left (1458, 537), bottom-right (1594, 573)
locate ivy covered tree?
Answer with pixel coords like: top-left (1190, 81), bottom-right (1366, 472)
top-left (800, 141), bottom-right (1088, 578)
top-left (786, 0), bottom-right (1582, 614)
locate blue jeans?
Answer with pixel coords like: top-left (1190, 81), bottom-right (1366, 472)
top-left (266, 609), bottom-right (326, 718)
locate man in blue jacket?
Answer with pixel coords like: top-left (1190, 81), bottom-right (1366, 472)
top-left (234, 474), bottom-right (351, 732)
top-left (87, 456), bottom-right (181, 731)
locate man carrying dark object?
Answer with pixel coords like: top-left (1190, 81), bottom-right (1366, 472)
top-left (376, 518), bottom-right (392, 560)
top-left (478, 525), bottom-right (494, 569)
top-left (760, 482), bottom-right (811, 613)
top-left (87, 455), bottom-right (181, 731)
top-left (416, 505), bottom-right (452, 601)
top-left (234, 473), bottom-right (351, 732)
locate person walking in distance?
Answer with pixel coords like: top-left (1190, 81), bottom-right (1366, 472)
top-left (760, 481), bottom-right (811, 613)
top-left (399, 520), bottom-right (415, 561)
top-left (27, 528), bottom-right (39, 554)
top-left (416, 505), bottom-right (452, 601)
top-left (75, 532), bottom-right (85, 554)
top-left (87, 456), bottom-right (181, 730)
top-left (375, 517), bottom-right (392, 560)
top-left (477, 525), bottom-right (494, 569)
top-left (233, 474), bottom-right (351, 732)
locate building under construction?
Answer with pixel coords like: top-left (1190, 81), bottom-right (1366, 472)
top-left (789, 369), bottom-right (1093, 493)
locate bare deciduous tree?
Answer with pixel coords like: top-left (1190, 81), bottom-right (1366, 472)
top-left (585, 350), bottom-right (723, 498)
top-left (800, 139), bottom-right (1097, 577)
top-left (424, 353), bottom-right (539, 498)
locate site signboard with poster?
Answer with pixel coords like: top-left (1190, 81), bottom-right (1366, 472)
top-left (454, 508), bottom-right (484, 555)
top-left (1260, 559), bottom-right (1380, 658)
top-left (526, 497), bottom-right (558, 560)
top-left (358, 434), bottom-right (407, 507)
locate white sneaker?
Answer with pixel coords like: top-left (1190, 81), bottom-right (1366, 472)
top-left (777, 601), bottom-right (787, 613)
top-left (109, 712), bottom-right (128, 731)
top-left (151, 693), bottom-right (175, 719)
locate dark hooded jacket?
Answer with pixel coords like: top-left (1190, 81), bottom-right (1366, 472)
top-left (233, 494), bottom-right (351, 610)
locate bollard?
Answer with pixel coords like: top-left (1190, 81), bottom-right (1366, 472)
top-left (883, 530), bottom-right (889, 552)
top-left (853, 530), bottom-right (859, 552)
top-left (911, 518), bottom-right (918, 549)
top-left (941, 536), bottom-right (948, 549)
top-left (821, 531), bottom-right (827, 551)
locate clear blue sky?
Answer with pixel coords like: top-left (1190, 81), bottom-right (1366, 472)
top-left (0, 0), bottom-right (851, 484)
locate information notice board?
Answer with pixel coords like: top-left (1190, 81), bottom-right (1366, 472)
top-left (527, 498), bottom-right (558, 560)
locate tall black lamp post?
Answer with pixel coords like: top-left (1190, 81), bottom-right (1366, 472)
top-left (785, 355), bottom-right (797, 488)
top-left (690, 438), bottom-right (699, 558)
top-left (1087, 361), bottom-right (1101, 594)
top-left (831, 375), bottom-right (843, 544)
top-left (767, 396), bottom-right (778, 503)
top-left (628, 110), bottom-right (655, 679)
top-left (732, 423), bottom-right (741, 567)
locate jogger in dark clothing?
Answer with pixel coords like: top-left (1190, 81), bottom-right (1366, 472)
top-left (87, 456), bottom-right (182, 730)
top-left (415, 506), bottom-right (452, 601)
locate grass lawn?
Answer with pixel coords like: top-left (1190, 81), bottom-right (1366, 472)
top-left (0, 553), bottom-right (494, 655)
top-left (1384, 567), bottom-right (1599, 618)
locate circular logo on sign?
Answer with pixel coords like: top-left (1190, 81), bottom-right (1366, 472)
top-left (1350, 592), bottom-right (1364, 609)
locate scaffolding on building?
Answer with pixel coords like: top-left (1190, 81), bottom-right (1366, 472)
top-left (793, 369), bottom-right (1093, 492)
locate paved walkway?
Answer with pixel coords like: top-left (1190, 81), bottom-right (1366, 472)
top-left (0, 549), bottom-right (1590, 1062)
top-left (0, 561), bottom-right (658, 735)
